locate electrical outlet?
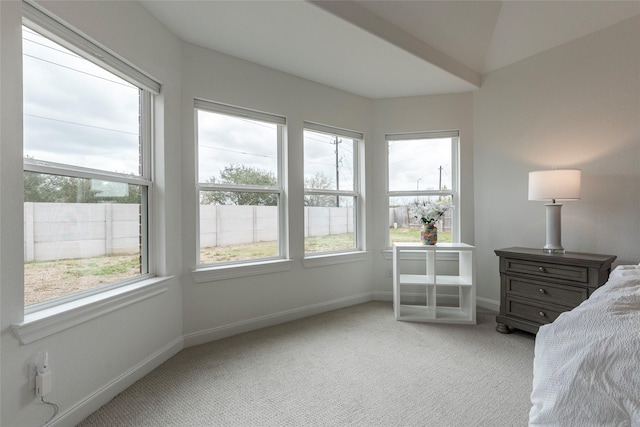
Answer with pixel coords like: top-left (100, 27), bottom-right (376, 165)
top-left (28, 351), bottom-right (49, 392)
top-left (36, 370), bottom-right (52, 397)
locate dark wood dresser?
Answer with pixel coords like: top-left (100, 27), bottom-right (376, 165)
top-left (495, 247), bottom-right (616, 334)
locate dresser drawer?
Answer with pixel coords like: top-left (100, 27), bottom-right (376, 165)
top-left (507, 277), bottom-right (587, 308)
top-left (505, 258), bottom-right (588, 283)
top-left (506, 297), bottom-right (564, 325)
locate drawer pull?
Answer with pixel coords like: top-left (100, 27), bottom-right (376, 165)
top-left (539, 288), bottom-right (546, 294)
top-left (538, 266), bottom-right (545, 273)
top-left (539, 311), bottom-right (546, 317)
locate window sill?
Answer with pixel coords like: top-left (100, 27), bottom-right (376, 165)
top-left (302, 251), bottom-right (368, 268)
top-left (12, 276), bottom-right (172, 345)
top-left (192, 259), bottom-right (294, 283)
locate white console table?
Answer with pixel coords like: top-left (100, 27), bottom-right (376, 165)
top-left (393, 243), bottom-right (476, 324)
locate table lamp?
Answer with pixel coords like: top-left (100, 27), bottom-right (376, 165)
top-left (528, 169), bottom-right (581, 254)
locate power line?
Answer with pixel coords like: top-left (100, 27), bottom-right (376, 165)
top-left (23, 54), bottom-right (135, 89)
top-left (199, 110), bottom-right (278, 132)
top-left (23, 28), bottom-right (133, 90)
top-left (199, 144), bottom-right (276, 159)
top-left (24, 113), bottom-right (139, 136)
top-left (23, 37), bottom-right (82, 60)
top-left (236, 117), bottom-right (277, 131)
top-left (306, 160), bottom-right (336, 166)
top-left (304, 133), bottom-right (355, 146)
top-left (304, 134), bottom-right (335, 144)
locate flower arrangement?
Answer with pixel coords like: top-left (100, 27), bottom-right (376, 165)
top-left (410, 199), bottom-right (454, 225)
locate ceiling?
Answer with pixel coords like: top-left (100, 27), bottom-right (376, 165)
top-left (140, 0), bottom-right (640, 99)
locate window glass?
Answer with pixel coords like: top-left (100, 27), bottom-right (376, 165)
top-left (387, 133), bottom-right (458, 247)
top-left (388, 195), bottom-right (454, 245)
top-left (24, 172), bottom-right (145, 306)
top-left (304, 196), bottom-right (356, 254)
top-left (199, 191), bottom-right (279, 264)
top-left (388, 138), bottom-right (452, 192)
top-left (197, 110), bottom-right (278, 185)
top-left (303, 126), bottom-right (361, 255)
top-left (23, 27), bottom-right (141, 175)
top-left (304, 130), bottom-right (354, 192)
top-left (22, 25), bottom-right (151, 307)
top-left (196, 105), bottom-right (284, 265)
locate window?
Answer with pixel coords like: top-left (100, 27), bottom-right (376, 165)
top-left (22, 4), bottom-right (159, 309)
top-left (195, 100), bottom-right (285, 266)
top-left (303, 123), bottom-right (363, 255)
top-left (387, 131), bottom-right (459, 246)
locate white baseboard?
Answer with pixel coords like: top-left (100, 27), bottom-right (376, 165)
top-left (476, 296), bottom-right (500, 312)
top-left (49, 337), bottom-right (184, 427)
top-left (372, 291), bottom-right (393, 301)
top-left (183, 292), bottom-right (374, 348)
top-left (373, 291), bottom-right (500, 312)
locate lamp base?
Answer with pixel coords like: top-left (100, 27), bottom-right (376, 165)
top-left (543, 203), bottom-right (564, 254)
top-left (543, 247), bottom-right (565, 254)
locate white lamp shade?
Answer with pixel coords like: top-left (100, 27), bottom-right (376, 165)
top-left (528, 169), bottom-right (581, 201)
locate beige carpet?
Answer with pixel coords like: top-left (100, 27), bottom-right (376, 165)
top-left (78, 302), bottom-right (535, 426)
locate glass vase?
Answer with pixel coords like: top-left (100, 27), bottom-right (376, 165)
top-left (420, 224), bottom-right (438, 245)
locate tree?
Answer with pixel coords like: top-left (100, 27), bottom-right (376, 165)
top-left (201, 164), bottom-right (277, 206)
top-left (24, 171), bottom-right (47, 203)
top-left (304, 171), bottom-right (335, 207)
top-left (24, 172), bottom-right (98, 203)
top-left (24, 171), bottom-right (141, 204)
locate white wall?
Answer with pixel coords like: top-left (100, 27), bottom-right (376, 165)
top-left (1, 2), bottom-right (184, 426)
top-left (473, 15), bottom-right (640, 305)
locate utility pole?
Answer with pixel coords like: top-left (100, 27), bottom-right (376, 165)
top-left (438, 165), bottom-right (443, 191)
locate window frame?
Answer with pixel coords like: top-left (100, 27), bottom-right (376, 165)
top-left (194, 99), bottom-right (287, 267)
top-left (303, 122), bottom-right (364, 257)
top-left (386, 130), bottom-right (460, 248)
top-left (22, 6), bottom-right (159, 314)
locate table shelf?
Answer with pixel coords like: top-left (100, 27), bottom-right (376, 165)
top-left (398, 274), bottom-right (473, 287)
top-left (393, 243), bottom-right (476, 324)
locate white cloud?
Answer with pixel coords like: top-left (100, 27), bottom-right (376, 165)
top-left (388, 139), bottom-right (452, 192)
top-left (197, 110), bottom-right (278, 183)
top-left (23, 27), bottom-right (140, 175)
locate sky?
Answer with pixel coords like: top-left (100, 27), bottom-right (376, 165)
top-left (303, 129), bottom-right (354, 192)
top-left (197, 110), bottom-right (278, 184)
top-left (23, 26), bottom-right (140, 176)
top-left (197, 115), bottom-right (358, 191)
top-left (388, 138), bottom-right (452, 192)
top-left (23, 25), bottom-right (453, 197)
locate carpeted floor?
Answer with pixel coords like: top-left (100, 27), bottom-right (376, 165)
top-left (78, 301), bottom-right (536, 426)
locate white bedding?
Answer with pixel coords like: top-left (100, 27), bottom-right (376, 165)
top-left (529, 265), bottom-right (640, 427)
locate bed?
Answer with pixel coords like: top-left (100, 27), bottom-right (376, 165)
top-left (529, 264), bottom-right (640, 426)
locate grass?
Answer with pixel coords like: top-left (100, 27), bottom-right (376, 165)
top-left (305, 233), bottom-right (355, 254)
top-left (199, 233), bottom-right (357, 263)
top-left (199, 228), bottom-right (451, 264)
top-left (64, 256), bottom-right (139, 277)
top-left (24, 227), bottom-right (453, 305)
top-left (389, 226), bottom-right (452, 244)
top-left (200, 241), bottom-right (279, 263)
top-left (24, 254), bottom-right (141, 306)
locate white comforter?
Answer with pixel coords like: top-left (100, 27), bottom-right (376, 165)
top-left (529, 265), bottom-right (640, 427)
